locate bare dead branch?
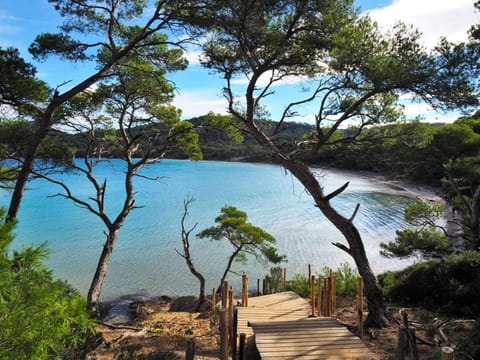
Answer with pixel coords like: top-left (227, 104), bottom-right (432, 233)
top-left (349, 203), bottom-right (360, 223)
top-left (325, 182), bottom-right (350, 201)
top-left (331, 242), bottom-right (351, 255)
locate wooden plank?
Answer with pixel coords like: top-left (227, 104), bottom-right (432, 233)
top-left (255, 334), bottom-right (362, 343)
top-left (235, 291), bottom-right (376, 359)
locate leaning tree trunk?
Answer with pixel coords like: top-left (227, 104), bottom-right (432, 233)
top-left (217, 247), bottom-right (242, 296)
top-left (241, 118), bottom-right (388, 327)
top-left (7, 124), bottom-right (49, 221)
top-left (283, 159), bottom-right (388, 327)
top-left (87, 229), bottom-right (119, 311)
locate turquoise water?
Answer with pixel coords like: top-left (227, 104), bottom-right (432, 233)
top-left (3, 160), bottom-right (413, 301)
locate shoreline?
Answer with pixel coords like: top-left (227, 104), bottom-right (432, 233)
top-left (310, 166), bottom-right (444, 201)
top-left (102, 166), bottom-right (450, 319)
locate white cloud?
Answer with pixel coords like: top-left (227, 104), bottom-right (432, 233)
top-left (401, 101), bottom-right (462, 123)
top-left (183, 50), bottom-right (204, 66)
top-left (172, 90), bottom-right (229, 118)
top-left (366, 0), bottom-right (478, 48)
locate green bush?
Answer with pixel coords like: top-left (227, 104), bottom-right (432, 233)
top-left (379, 250), bottom-right (480, 316)
top-left (286, 273), bottom-right (310, 297)
top-left (267, 266), bottom-right (284, 293)
top-left (332, 262), bottom-right (358, 297)
top-left (286, 263), bottom-right (358, 298)
top-left (0, 210), bottom-right (95, 359)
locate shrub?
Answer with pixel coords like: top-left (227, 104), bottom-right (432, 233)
top-left (379, 250), bottom-right (480, 316)
top-left (332, 262), bottom-right (358, 297)
top-left (267, 266), bottom-right (284, 293)
top-left (286, 273), bottom-right (310, 297)
top-left (286, 262), bottom-right (358, 298)
top-left (0, 210), bottom-right (95, 359)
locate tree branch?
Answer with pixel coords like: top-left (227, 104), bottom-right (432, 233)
top-left (349, 203), bottom-right (360, 223)
top-left (325, 182), bottom-right (350, 201)
top-left (331, 242), bottom-right (351, 255)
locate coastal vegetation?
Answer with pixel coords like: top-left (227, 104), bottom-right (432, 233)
top-left (180, 0), bottom-right (479, 328)
top-left (0, 209), bottom-right (94, 358)
top-left (0, 0), bottom-right (479, 358)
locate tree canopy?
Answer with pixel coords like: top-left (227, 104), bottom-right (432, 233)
top-left (197, 205), bottom-right (286, 292)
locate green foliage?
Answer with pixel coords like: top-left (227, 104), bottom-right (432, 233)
top-left (197, 205), bottom-right (286, 265)
top-left (286, 263), bottom-right (358, 298)
top-left (332, 262), bottom-right (358, 297)
top-left (205, 112), bottom-right (244, 144)
top-left (381, 227), bottom-right (452, 259)
top-left (171, 121), bottom-right (203, 160)
top-left (267, 266), bottom-right (284, 293)
top-left (379, 250), bottom-right (480, 316)
top-left (0, 47), bottom-right (50, 110)
top-left (403, 200), bottom-right (444, 225)
top-left (0, 209), bottom-right (95, 359)
top-left (286, 273), bottom-right (310, 298)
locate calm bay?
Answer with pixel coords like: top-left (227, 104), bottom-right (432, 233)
top-left (3, 159), bottom-right (418, 301)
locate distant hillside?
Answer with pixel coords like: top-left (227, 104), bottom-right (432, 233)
top-left (59, 115), bottom-right (314, 162)
top-left (181, 116), bottom-right (314, 162)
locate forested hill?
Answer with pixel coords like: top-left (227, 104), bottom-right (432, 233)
top-left (63, 113), bottom-right (480, 189)
top-left (180, 116), bottom-right (314, 162)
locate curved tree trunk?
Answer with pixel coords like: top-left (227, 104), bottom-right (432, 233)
top-left (283, 159), bottom-right (388, 327)
top-left (8, 125), bottom-right (48, 221)
top-left (87, 229), bottom-right (119, 311)
top-left (217, 247), bottom-right (242, 295)
top-left (242, 120), bottom-right (388, 327)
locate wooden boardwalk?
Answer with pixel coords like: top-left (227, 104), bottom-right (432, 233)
top-left (236, 292), bottom-right (376, 359)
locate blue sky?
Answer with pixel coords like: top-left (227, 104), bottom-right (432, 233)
top-left (0, 0), bottom-right (478, 123)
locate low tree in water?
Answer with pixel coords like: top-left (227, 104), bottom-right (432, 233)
top-left (197, 205), bottom-right (286, 294)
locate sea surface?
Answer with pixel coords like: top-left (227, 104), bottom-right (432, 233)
top-left (3, 159), bottom-right (416, 301)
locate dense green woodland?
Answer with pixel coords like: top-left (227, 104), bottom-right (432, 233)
top-left (48, 113), bottom-right (480, 189)
top-left (1, 0), bottom-right (480, 357)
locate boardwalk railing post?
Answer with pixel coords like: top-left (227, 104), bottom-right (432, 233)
top-left (242, 275), bottom-right (248, 307)
top-left (257, 278), bottom-right (260, 296)
top-left (317, 277), bottom-right (322, 317)
top-left (232, 308), bottom-right (238, 360)
top-left (357, 276), bottom-right (364, 339)
top-left (229, 286), bottom-right (234, 357)
top-left (238, 333), bottom-right (246, 360)
top-left (222, 281), bottom-right (228, 309)
top-left (441, 346), bottom-right (454, 360)
top-left (185, 337), bottom-right (195, 360)
top-left (322, 278), bottom-right (327, 316)
top-left (283, 268), bottom-right (287, 292)
top-left (324, 276), bottom-right (330, 317)
top-left (211, 287), bottom-right (217, 318)
top-left (310, 275), bottom-right (315, 317)
top-left (220, 308), bottom-right (229, 360)
top-left (331, 270), bottom-right (336, 314)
